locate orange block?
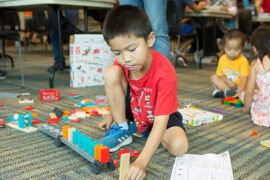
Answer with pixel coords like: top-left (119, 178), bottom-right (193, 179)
top-left (62, 125), bottom-right (70, 139)
top-left (94, 144), bottom-right (103, 160)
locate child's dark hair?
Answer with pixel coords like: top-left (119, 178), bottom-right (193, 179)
top-left (102, 5), bottom-right (152, 43)
top-left (224, 29), bottom-right (245, 48)
top-left (250, 25), bottom-right (270, 60)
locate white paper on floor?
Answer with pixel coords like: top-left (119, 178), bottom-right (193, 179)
top-left (170, 151), bottom-right (233, 180)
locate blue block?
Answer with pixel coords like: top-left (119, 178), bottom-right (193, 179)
top-left (89, 141), bottom-right (98, 156)
top-left (72, 131), bottom-right (80, 144)
top-left (61, 117), bottom-right (69, 121)
top-left (18, 114), bottom-right (25, 129)
top-left (83, 137), bottom-right (92, 152)
top-left (78, 134), bottom-right (86, 148)
top-left (9, 115), bottom-right (16, 122)
top-left (26, 113), bottom-right (32, 127)
top-left (69, 95), bottom-right (82, 100)
top-left (233, 103), bottom-right (243, 108)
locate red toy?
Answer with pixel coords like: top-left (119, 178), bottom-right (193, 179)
top-left (40, 89), bottom-right (60, 102)
top-left (251, 130), bottom-right (258, 136)
top-left (24, 106), bottom-right (34, 111)
top-left (0, 102), bottom-right (3, 106)
top-left (0, 119), bottom-right (5, 128)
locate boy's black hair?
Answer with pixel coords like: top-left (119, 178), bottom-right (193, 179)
top-left (102, 5), bottom-right (153, 43)
top-left (250, 25), bottom-right (270, 61)
top-left (224, 29), bottom-right (245, 48)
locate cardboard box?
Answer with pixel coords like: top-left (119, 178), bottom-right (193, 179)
top-left (178, 107), bottom-right (223, 127)
top-left (70, 34), bottom-right (115, 88)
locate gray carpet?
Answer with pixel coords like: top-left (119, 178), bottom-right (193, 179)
top-left (0, 48), bottom-right (270, 179)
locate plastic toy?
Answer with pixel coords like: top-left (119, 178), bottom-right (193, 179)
top-left (18, 93), bottom-right (34, 104)
top-left (24, 106), bottom-right (34, 111)
top-left (40, 89), bottom-right (60, 101)
top-left (53, 107), bottom-right (64, 117)
top-left (0, 102), bottom-right (3, 106)
top-left (221, 97), bottom-right (243, 108)
top-left (0, 119), bottom-right (5, 128)
top-left (251, 130), bottom-right (258, 136)
top-left (119, 153), bottom-right (130, 180)
top-left (69, 95), bottom-right (82, 100)
top-left (37, 124), bottom-right (115, 174)
top-left (7, 113), bottom-right (37, 132)
top-left (209, 108), bottom-right (228, 114)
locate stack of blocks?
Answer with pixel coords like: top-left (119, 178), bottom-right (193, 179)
top-left (62, 125), bottom-right (110, 164)
top-left (37, 124), bottom-right (114, 174)
top-left (221, 97), bottom-right (243, 108)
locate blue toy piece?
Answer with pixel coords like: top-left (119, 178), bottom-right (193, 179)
top-left (9, 115), bottom-right (16, 122)
top-left (72, 131), bottom-right (80, 144)
top-left (25, 113), bottom-right (33, 127)
top-left (78, 134), bottom-right (87, 148)
top-left (69, 95), bottom-right (82, 100)
top-left (18, 114), bottom-right (25, 128)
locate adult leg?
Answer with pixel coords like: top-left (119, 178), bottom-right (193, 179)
top-left (143, 0), bottom-right (171, 60)
top-left (47, 10), bottom-right (65, 71)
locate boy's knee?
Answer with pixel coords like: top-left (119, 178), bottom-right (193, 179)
top-left (104, 65), bottom-right (125, 84)
top-left (168, 140), bottom-right (188, 156)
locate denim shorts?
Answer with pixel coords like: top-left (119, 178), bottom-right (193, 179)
top-left (125, 84), bottom-right (185, 132)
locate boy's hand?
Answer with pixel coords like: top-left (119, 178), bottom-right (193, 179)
top-left (125, 160), bottom-right (146, 180)
top-left (98, 117), bottom-right (113, 130)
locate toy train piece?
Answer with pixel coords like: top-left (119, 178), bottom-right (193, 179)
top-left (37, 124), bottom-right (115, 174)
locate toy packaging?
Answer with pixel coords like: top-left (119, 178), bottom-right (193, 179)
top-left (178, 107), bottom-right (223, 127)
top-left (69, 34), bottom-right (115, 88)
top-left (260, 139), bottom-right (270, 148)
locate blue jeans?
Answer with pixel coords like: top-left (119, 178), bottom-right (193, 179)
top-left (48, 10), bottom-right (79, 64)
top-left (120, 0), bottom-right (170, 60)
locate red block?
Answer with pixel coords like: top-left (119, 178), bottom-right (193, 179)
top-left (100, 147), bottom-right (110, 164)
top-left (69, 93), bottom-right (77, 96)
top-left (32, 120), bottom-right (40, 124)
top-left (118, 149), bottom-right (131, 159)
top-left (70, 119), bottom-right (80, 122)
top-left (24, 106), bottom-right (34, 110)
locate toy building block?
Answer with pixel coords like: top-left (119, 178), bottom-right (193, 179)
top-left (24, 106), bottom-right (34, 111)
top-left (78, 134), bottom-right (87, 148)
top-left (70, 119), bottom-right (80, 123)
top-left (100, 147), bottom-right (110, 164)
top-left (89, 141), bottom-right (99, 156)
top-left (50, 113), bottom-right (57, 119)
top-left (222, 97), bottom-right (243, 108)
top-left (18, 93), bottom-right (34, 104)
top-left (62, 110), bottom-right (70, 117)
top-left (32, 113), bottom-right (39, 117)
top-left (94, 144), bottom-right (103, 160)
top-left (119, 153), bottom-right (130, 180)
top-left (62, 125), bottom-right (70, 139)
top-left (69, 93), bottom-right (77, 96)
top-left (0, 92), bottom-right (20, 98)
top-left (209, 108), bottom-right (228, 114)
top-left (72, 131), bottom-right (81, 144)
top-left (83, 137), bottom-right (92, 152)
top-left (53, 107), bottom-right (64, 117)
top-left (32, 120), bottom-right (40, 124)
top-left (68, 128), bottom-right (76, 142)
top-left (0, 119), bottom-right (5, 128)
top-left (37, 124), bottom-right (62, 146)
top-left (69, 95), bottom-right (82, 100)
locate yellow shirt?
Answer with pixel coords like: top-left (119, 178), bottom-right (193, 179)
top-left (216, 54), bottom-right (249, 86)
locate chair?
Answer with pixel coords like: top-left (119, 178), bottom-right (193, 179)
top-left (166, 0), bottom-right (199, 67)
top-left (0, 12), bottom-right (24, 89)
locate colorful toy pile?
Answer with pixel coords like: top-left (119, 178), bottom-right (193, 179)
top-left (221, 97), bottom-right (243, 108)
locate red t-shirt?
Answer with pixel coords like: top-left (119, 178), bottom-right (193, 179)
top-left (114, 50), bottom-right (178, 133)
top-left (262, 0), bottom-right (270, 13)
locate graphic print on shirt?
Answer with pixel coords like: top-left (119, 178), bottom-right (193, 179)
top-left (130, 85), bottom-right (154, 132)
top-left (223, 68), bottom-right (241, 82)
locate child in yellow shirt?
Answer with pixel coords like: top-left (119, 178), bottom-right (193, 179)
top-left (210, 30), bottom-right (249, 98)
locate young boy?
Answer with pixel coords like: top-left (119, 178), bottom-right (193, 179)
top-left (210, 30), bottom-right (249, 98)
top-left (98, 5), bottom-right (188, 179)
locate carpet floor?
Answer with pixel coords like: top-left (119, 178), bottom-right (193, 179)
top-left (0, 47), bottom-right (269, 180)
